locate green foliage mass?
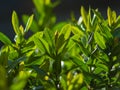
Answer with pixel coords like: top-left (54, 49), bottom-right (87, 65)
top-left (0, 0), bottom-right (120, 90)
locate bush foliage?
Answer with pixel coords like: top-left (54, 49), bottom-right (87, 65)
top-left (0, 0), bottom-right (120, 90)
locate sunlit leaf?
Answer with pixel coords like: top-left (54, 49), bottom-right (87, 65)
top-left (22, 15), bottom-right (39, 32)
top-left (24, 14), bottom-right (34, 33)
top-left (12, 11), bottom-right (20, 35)
top-left (10, 71), bottom-right (30, 90)
top-left (71, 26), bottom-right (84, 36)
top-left (81, 6), bottom-right (88, 26)
top-left (60, 24), bottom-right (72, 40)
top-left (0, 32), bottom-right (12, 45)
top-left (94, 31), bottom-right (106, 49)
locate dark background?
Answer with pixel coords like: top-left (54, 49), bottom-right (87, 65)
top-left (0, 0), bottom-right (120, 47)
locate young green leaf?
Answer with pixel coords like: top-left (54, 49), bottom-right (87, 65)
top-left (24, 14), bottom-right (34, 33)
top-left (107, 7), bottom-right (112, 26)
top-left (60, 24), bottom-right (72, 40)
top-left (22, 15), bottom-right (39, 32)
top-left (71, 26), bottom-right (84, 36)
top-left (0, 32), bottom-right (12, 45)
top-left (81, 6), bottom-right (88, 26)
top-left (94, 31), bottom-right (106, 49)
top-left (12, 11), bottom-right (20, 35)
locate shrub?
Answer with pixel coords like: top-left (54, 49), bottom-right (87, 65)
top-left (0, 0), bottom-right (120, 90)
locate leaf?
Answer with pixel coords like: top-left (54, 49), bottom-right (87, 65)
top-left (94, 31), bottom-right (106, 49)
top-left (60, 24), bottom-right (71, 40)
top-left (73, 39), bottom-right (90, 56)
top-left (10, 71), bottom-right (30, 90)
top-left (71, 56), bottom-right (89, 72)
top-left (92, 9), bottom-right (104, 22)
top-left (12, 11), bottom-right (20, 35)
top-left (34, 36), bottom-right (49, 54)
top-left (0, 32), bottom-right (12, 45)
top-left (107, 7), bottom-right (112, 26)
top-left (32, 65), bottom-right (47, 76)
top-left (55, 34), bottom-right (66, 52)
top-left (71, 26), bottom-right (84, 36)
top-left (53, 22), bottom-right (67, 32)
top-left (24, 14), bottom-right (34, 33)
top-left (44, 28), bottom-right (53, 47)
top-left (98, 24), bottom-right (113, 39)
top-left (107, 7), bottom-right (116, 26)
top-left (96, 63), bottom-right (108, 72)
top-left (32, 0), bottom-right (44, 14)
top-left (112, 11), bottom-right (117, 23)
top-left (22, 15), bottom-right (39, 33)
top-left (81, 6), bottom-right (88, 26)
top-left (0, 65), bottom-right (7, 90)
top-left (34, 37), bottom-right (45, 53)
top-left (26, 56), bottom-right (45, 66)
top-left (0, 46), bottom-right (9, 66)
top-left (8, 56), bottom-right (27, 74)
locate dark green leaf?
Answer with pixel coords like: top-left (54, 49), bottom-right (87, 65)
top-left (8, 56), bottom-right (27, 74)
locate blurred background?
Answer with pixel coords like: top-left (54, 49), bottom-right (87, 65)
top-left (0, 0), bottom-right (120, 47)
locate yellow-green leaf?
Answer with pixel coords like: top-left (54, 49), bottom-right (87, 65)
top-left (94, 31), bottom-right (106, 49)
top-left (0, 32), bottom-right (12, 45)
top-left (107, 7), bottom-right (112, 26)
top-left (81, 6), bottom-right (88, 26)
top-left (24, 14), bottom-right (34, 33)
top-left (12, 11), bottom-right (20, 35)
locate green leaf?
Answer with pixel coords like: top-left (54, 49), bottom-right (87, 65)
top-left (73, 39), bottom-right (90, 56)
top-left (98, 24), bottom-right (113, 39)
top-left (26, 56), bottom-right (45, 66)
top-left (92, 9), bottom-right (104, 22)
top-left (96, 63), bottom-right (108, 72)
top-left (0, 65), bottom-right (7, 90)
top-left (53, 22), bottom-right (67, 32)
top-left (0, 32), bottom-right (12, 45)
top-left (34, 37), bottom-right (45, 53)
top-left (22, 15), bottom-right (39, 33)
top-left (71, 56), bottom-right (89, 72)
top-left (10, 71), bottom-right (30, 90)
top-left (32, 0), bottom-right (44, 14)
top-left (8, 56), bottom-right (27, 74)
top-left (60, 24), bottom-right (71, 40)
top-left (12, 11), bottom-right (20, 35)
top-left (71, 26), bottom-right (84, 36)
top-left (55, 34), bottom-right (66, 52)
top-left (0, 46), bottom-right (9, 66)
top-left (94, 31), bottom-right (106, 49)
top-left (44, 28), bottom-right (53, 47)
top-left (81, 6), bottom-right (88, 26)
top-left (24, 14), bottom-right (34, 33)
top-left (34, 36), bottom-right (49, 54)
top-left (107, 7), bottom-right (112, 26)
